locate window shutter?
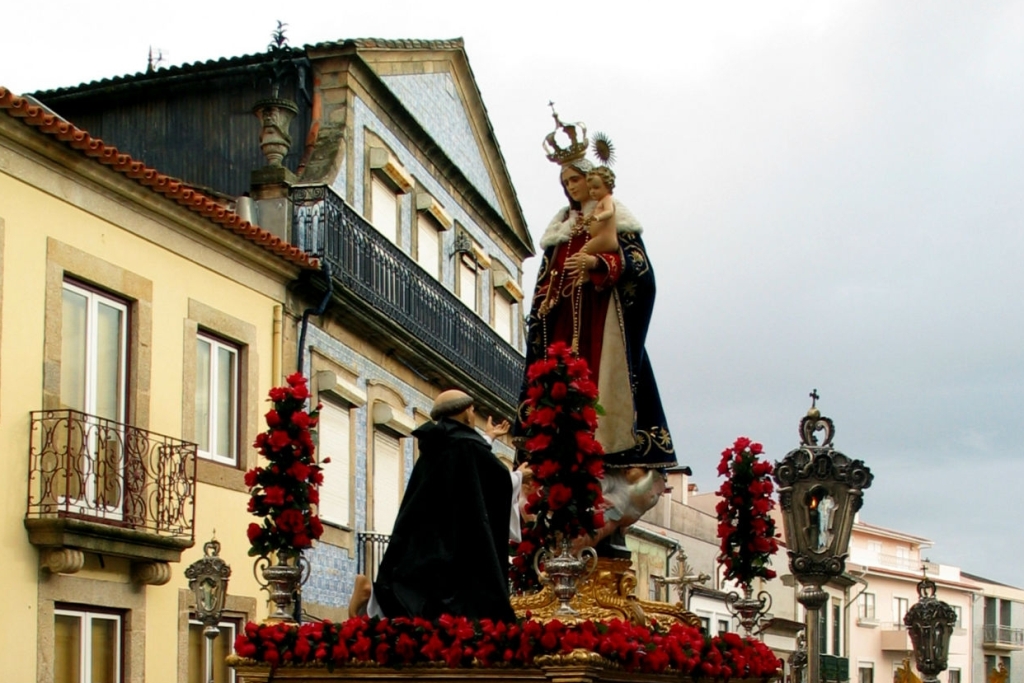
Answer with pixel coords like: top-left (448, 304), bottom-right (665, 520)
top-left (318, 400), bottom-right (351, 527)
top-left (372, 431), bottom-right (402, 534)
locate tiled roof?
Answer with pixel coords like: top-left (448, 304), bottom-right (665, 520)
top-left (308, 37), bottom-right (465, 51)
top-left (31, 40), bottom-right (462, 100)
top-left (31, 49), bottom-right (303, 100)
top-left (0, 86), bottom-right (315, 269)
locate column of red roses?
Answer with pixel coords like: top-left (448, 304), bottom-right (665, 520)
top-left (245, 372), bottom-right (325, 556)
top-left (714, 437), bottom-right (779, 587)
top-left (509, 341), bottom-right (605, 592)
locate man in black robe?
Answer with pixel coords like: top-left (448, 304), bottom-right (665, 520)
top-left (361, 390), bottom-right (518, 622)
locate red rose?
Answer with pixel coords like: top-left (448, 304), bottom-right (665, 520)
top-left (247, 523), bottom-right (263, 543)
top-left (263, 486), bottom-right (286, 506)
top-left (309, 516), bottom-right (324, 539)
top-left (244, 468), bottom-right (260, 488)
top-left (290, 383), bottom-right (310, 401)
top-left (265, 410), bottom-right (281, 428)
top-left (286, 372), bottom-right (306, 387)
top-left (288, 461), bottom-right (312, 481)
top-left (733, 436), bottom-right (751, 451)
top-left (548, 483), bottom-right (572, 510)
top-left (268, 429), bottom-right (291, 451)
top-left (291, 410), bottom-right (311, 429)
top-left (536, 460), bottom-right (561, 480)
top-left (550, 382), bottom-right (568, 401)
top-left (268, 387), bottom-right (288, 402)
top-left (524, 433), bottom-right (552, 452)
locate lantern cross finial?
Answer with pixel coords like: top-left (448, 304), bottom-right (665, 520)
top-left (809, 389), bottom-right (819, 409)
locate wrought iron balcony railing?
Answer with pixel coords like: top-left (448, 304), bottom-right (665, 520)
top-left (292, 185), bottom-right (523, 408)
top-left (27, 410), bottom-right (197, 541)
top-left (983, 624), bottom-right (1024, 648)
top-left (356, 531), bottom-right (391, 583)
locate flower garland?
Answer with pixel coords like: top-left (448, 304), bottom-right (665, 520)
top-left (233, 615), bottom-right (782, 679)
top-left (245, 372), bottom-right (325, 556)
top-left (510, 341), bottom-right (605, 591)
top-left (715, 437), bottom-right (779, 587)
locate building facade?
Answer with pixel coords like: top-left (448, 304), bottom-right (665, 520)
top-left (4, 36), bottom-right (531, 683)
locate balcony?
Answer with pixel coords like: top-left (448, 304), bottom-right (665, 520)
top-left (292, 186), bottom-right (523, 413)
top-left (25, 410), bottom-right (197, 581)
top-left (820, 654), bottom-right (849, 682)
top-left (982, 625), bottom-right (1024, 650)
top-left (356, 532), bottom-right (391, 583)
top-left (880, 625), bottom-right (912, 651)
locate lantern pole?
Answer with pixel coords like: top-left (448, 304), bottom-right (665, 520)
top-left (774, 392), bottom-right (873, 683)
top-left (186, 536), bottom-right (232, 683)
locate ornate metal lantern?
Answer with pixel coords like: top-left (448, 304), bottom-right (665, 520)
top-left (904, 576), bottom-right (958, 683)
top-left (185, 537), bottom-right (232, 683)
top-left (774, 392), bottom-right (873, 683)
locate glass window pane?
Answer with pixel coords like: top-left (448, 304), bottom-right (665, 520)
top-left (215, 346), bottom-right (236, 459)
top-left (90, 616), bottom-right (118, 683)
top-left (196, 339), bottom-right (211, 453)
top-left (95, 302), bottom-right (124, 422)
top-left (54, 614), bottom-right (81, 683)
top-left (61, 288), bottom-right (88, 412)
top-left (188, 623), bottom-right (204, 683)
top-left (212, 623), bottom-right (235, 683)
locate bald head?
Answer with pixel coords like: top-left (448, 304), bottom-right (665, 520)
top-left (430, 389), bottom-right (474, 422)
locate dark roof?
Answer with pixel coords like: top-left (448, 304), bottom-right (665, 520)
top-left (0, 86), bottom-right (316, 269)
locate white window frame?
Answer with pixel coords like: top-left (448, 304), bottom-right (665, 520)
top-left (61, 280), bottom-right (128, 422)
top-left (196, 332), bottom-right (239, 466)
top-left (894, 596), bottom-right (910, 627)
top-left (858, 592), bottom-right (876, 620)
top-left (188, 617), bottom-right (237, 683)
top-left (54, 607), bottom-right (122, 683)
top-left (61, 281), bottom-right (129, 518)
top-left (492, 289), bottom-right (514, 343)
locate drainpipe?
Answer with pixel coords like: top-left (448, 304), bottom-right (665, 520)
top-left (296, 261), bottom-right (333, 375)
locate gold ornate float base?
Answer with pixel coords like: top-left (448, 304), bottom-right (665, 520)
top-left (511, 558), bottom-right (700, 628)
top-left (232, 659), bottom-right (769, 683)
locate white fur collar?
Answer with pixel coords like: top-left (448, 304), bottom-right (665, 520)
top-left (539, 198), bottom-right (643, 249)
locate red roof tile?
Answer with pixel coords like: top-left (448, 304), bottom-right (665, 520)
top-left (0, 86), bottom-right (317, 269)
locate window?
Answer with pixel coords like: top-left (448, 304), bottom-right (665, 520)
top-left (371, 430), bottom-right (402, 535)
top-left (61, 281), bottom-right (128, 514)
top-left (894, 597), bottom-right (909, 627)
top-left (493, 291), bottom-right (514, 343)
top-left (318, 398), bottom-right (352, 528)
top-left (951, 605), bottom-right (962, 628)
top-left (947, 669), bottom-right (960, 683)
top-left (858, 664), bottom-right (874, 683)
top-left (895, 545), bottom-right (910, 569)
top-left (858, 592), bottom-right (876, 620)
top-left (195, 333), bottom-right (239, 465)
top-left (699, 616), bottom-right (710, 633)
top-left (61, 281), bottom-right (128, 421)
top-left (458, 255), bottom-right (478, 313)
top-left (370, 177), bottom-right (399, 245)
top-left (832, 601), bottom-right (842, 655)
top-left (819, 606), bottom-right (829, 653)
top-left (188, 619), bottom-right (237, 683)
top-left (54, 608), bottom-right (122, 683)
top-left (416, 214), bottom-right (441, 279)
top-left (717, 619), bottom-right (730, 636)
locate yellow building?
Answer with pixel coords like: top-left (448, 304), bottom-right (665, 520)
top-left (3, 37), bottom-right (531, 683)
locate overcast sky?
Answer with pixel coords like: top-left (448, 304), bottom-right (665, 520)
top-left (4, 1), bottom-right (1023, 587)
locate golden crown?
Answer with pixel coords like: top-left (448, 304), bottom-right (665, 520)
top-left (543, 103), bottom-right (589, 165)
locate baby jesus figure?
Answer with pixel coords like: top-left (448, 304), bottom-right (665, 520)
top-left (580, 165), bottom-right (620, 265)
